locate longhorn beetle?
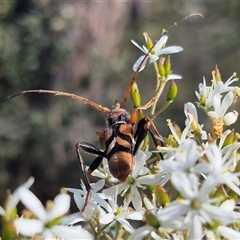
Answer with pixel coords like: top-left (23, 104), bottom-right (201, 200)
top-left (0, 14), bottom-right (202, 211)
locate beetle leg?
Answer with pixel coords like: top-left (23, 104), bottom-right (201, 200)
top-left (75, 142), bottom-right (106, 211)
top-left (87, 155), bottom-right (104, 175)
top-left (75, 142), bottom-right (107, 175)
top-left (133, 117), bottom-right (150, 155)
top-left (75, 145), bottom-right (91, 211)
top-left (76, 142), bottom-right (106, 157)
top-left (133, 117), bottom-right (164, 157)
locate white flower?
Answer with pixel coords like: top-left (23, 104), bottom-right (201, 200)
top-left (67, 179), bottom-right (110, 216)
top-left (161, 119), bottom-right (190, 147)
top-left (184, 102), bottom-right (207, 140)
top-left (0, 177), bottom-right (34, 218)
top-left (131, 34), bottom-right (183, 72)
top-left (99, 187), bottom-right (143, 233)
top-left (158, 139), bottom-right (207, 177)
top-left (158, 173), bottom-right (234, 239)
top-left (162, 103), bottom-right (207, 147)
top-left (205, 143), bottom-right (240, 196)
top-left (208, 91), bottom-right (238, 125)
top-left (103, 151), bottom-right (159, 210)
top-left (206, 199), bottom-right (240, 239)
top-left (195, 73), bottom-right (239, 109)
top-left (14, 188), bottom-right (93, 239)
top-left (212, 71), bottom-right (239, 95)
top-left (130, 195), bottom-right (184, 240)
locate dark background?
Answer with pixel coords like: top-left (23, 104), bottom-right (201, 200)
top-left (0, 1), bottom-right (239, 207)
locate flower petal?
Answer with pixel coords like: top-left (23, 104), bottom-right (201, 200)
top-left (73, 191), bottom-right (84, 211)
top-left (52, 225), bottom-right (94, 240)
top-left (14, 218), bottom-right (43, 236)
top-left (7, 177), bottom-right (35, 212)
top-left (99, 213), bottom-right (114, 225)
top-left (217, 226), bottom-right (240, 239)
top-left (131, 40), bottom-right (145, 52)
top-left (189, 214), bottom-right (203, 240)
top-left (48, 193), bottom-right (70, 221)
top-left (131, 186), bottom-right (142, 210)
top-left (154, 35), bottom-right (168, 54)
top-left (133, 55), bottom-right (148, 72)
top-left (18, 188), bottom-right (46, 221)
top-left (117, 217), bottom-right (135, 233)
top-left (157, 46), bottom-right (183, 55)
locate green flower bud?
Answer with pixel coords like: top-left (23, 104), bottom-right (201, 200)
top-left (205, 220), bottom-right (220, 230)
top-left (155, 185), bottom-right (170, 207)
top-left (166, 80), bottom-right (178, 101)
top-left (210, 186), bottom-right (227, 202)
top-left (214, 65), bottom-right (221, 82)
top-left (227, 188), bottom-right (238, 202)
top-left (143, 32), bottom-right (154, 53)
top-left (130, 82), bottom-right (141, 108)
top-left (236, 160), bottom-right (240, 173)
top-left (222, 130), bottom-right (234, 148)
top-left (158, 58), bottom-right (165, 77)
top-left (164, 56), bottom-right (171, 77)
top-left (145, 210), bottom-right (160, 228)
top-left (2, 193), bottom-right (18, 240)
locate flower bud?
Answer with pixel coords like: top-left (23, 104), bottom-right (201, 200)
top-left (166, 81), bottom-right (178, 102)
top-left (130, 82), bottom-right (141, 108)
top-left (236, 160), bottom-right (240, 173)
top-left (210, 186), bottom-right (227, 202)
top-left (143, 32), bottom-right (154, 52)
top-left (222, 130), bottom-right (234, 148)
top-left (145, 210), bottom-right (160, 228)
top-left (158, 58), bottom-right (165, 77)
top-left (155, 185), bottom-right (170, 207)
top-left (164, 56), bottom-right (171, 77)
top-left (2, 193), bottom-right (19, 239)
top-left (213, 65), bottom-right (221, 82)
top-left (227, 189), bottom-right (238, 202)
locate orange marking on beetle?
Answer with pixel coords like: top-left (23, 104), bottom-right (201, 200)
top-left (116, 136), bottom-right (132, 149)
top-left (119, 124), bottom-right (134, 136)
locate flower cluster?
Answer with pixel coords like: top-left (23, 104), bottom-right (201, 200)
top-left (1, 27), bottom-right (240, 240)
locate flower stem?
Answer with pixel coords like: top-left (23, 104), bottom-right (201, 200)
top-left (114, 222), bottom-right (124, 240)
top-left (150, 61), bottom-right (167, 115)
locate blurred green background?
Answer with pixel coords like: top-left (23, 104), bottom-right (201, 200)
top-left (0, 1), bottom-right (240, 206)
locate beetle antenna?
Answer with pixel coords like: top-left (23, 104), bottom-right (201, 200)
top-left (0, 89), bottom-right (111, 113)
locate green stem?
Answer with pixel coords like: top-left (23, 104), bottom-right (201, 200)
top-left (114, 222), bottom-right (124, 240)
top-left (150, 62), bottom-right (167, 116)
top-left (96, 221), bottom-right (113, 239)
top-left (151, 100), bottom-right (172, 120)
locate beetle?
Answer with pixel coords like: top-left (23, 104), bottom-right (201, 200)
top-left (0, 14), bottom-right (202, 210)
top-left (0, 39), bottom-right (162, 211)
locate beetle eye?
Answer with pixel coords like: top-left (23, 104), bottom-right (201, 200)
top-left (107, 118), bottom-right (114, 126)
